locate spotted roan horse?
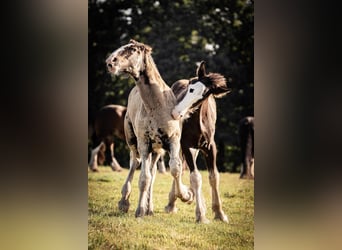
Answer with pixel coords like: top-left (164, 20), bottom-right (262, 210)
top-left (106, 39), bottom-right (196, 218)
top-left (168, 61), bottom-right (230, 223)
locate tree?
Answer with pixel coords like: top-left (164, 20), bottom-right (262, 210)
top-left (88, 0), bottom-right (254, 172)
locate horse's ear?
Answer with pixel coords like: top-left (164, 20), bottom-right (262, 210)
top-left (143, 44), bottom-right (152, 53)
top-left (197, 61), bottom-right (207, 78)
top-left (213, 86), bottom-right (231, 98)
top-left (130, 39), bottom-right (152, 53)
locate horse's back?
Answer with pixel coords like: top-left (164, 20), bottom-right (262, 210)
top-left (94, 104), bottom-right (127, 140)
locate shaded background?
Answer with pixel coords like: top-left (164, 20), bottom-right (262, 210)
top-left (88, 0), bottom-right (254, 172)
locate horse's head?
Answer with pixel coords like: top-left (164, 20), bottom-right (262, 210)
top-left (172, 61), bottom-right (231, 120)
top-left (106, 39), bottom-right (152, 79)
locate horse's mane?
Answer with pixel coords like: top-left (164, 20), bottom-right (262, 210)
top-left (144, 52), bottom-right (167, 87)
top-left (207, 73), bottom-right (227, 88)
top-left (129, 39), bottom-right (167, 88)
top-left (203, 73), bottom-right (228, 98)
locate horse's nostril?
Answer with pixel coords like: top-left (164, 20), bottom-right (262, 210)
top-left (107, 63), bottom-right (112, 68)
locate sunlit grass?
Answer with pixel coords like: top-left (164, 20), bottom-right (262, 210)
top-left (88, 167), bottom-right (254, 249)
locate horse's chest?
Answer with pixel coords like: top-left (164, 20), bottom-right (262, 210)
top-left (143, 125), bottom-right (176, 153)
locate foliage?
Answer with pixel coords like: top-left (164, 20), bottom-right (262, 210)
top-left (89, 0), bottom-right (254, 171)
top-left (88, 168), bottom-right (254, 249)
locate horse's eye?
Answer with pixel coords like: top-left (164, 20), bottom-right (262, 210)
top-left (112, 58), bottom-right (117, 62)
top-left (189, 88), bottom-right (194, 93)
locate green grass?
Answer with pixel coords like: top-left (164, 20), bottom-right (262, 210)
top-left (88, 167), bottom-right (254, 250)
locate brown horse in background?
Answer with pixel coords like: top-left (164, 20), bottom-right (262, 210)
top-left (88, 104), bottom-right (167, 173)
top-left (167, 61), bottom-right (230, 223)
top-left (238, 116), bottom-right (254, 179)
top-left (89, 104), bottom-right (126, 172)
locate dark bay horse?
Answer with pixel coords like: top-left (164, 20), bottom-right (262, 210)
top-left (88, 104), bottom-right (126, 172)
top-left (167, 61), bottom-right (230, 223)
top-left (88, 104), bottom-right (167, 173)
top-left (238, 116), bottom-right (254, 179)
top-left (106, 39), bottom-right (196, 218)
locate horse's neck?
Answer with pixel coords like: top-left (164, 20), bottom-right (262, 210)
top-left (136, 54), bottom-right (173, 111)
top-left (199, 96), bottom-right (217, 143)
top-left (144, 54), bottom-right (167, 87)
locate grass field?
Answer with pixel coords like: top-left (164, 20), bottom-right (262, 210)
top-left (88, 167), bottom-right (254, 249)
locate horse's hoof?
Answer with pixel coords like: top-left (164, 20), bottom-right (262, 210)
top-left (111, 165), bottom-right (123, 172)
top-left (90, 167), bottom-right (99, 172)
top-left (214, 213), bottom-right (229, 223)
top-left (179, 189), bottom-right (194, 204)
top-left (164, 205), bottom-right (178, 213)
top-left (147, 210), bottom-right (154, 216)
top-left (135, 207), bottom-right (146, 218)
top-left (118, 199), bottom-right (130, 213)
top-left (196, 217), bottom-right (210, 224)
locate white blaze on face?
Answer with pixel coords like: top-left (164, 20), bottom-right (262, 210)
top-left (172, 81), bottom-right (207, 120)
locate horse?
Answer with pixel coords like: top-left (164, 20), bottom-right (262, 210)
top-left (238, 116), bottom-right (254, 179)
top-left (106, 39), bottom-right (197, 218)
top-left (88, 104), bottom-right (167, 173)
top-left (168, 61), bottom-right (230, 223)
top-left (88, 104), bottom-right (126, 172)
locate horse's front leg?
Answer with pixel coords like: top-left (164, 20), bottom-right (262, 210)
top-left (165, 179), bottom-right (178, 213)
top-left (185, 148), bottom-right (209, 223)
top-left (165, 155), bottom-right (188, 213)
top-left (146, 152), bottom-right (159, 215)
top-left (168, 138), bottom-right (194, 204)
top-left (118, 150), bottom-right (140, 213)
top-left (205, 143), bottom-right (228, 223)
top-left (135, 145), bottom-right (152, 218)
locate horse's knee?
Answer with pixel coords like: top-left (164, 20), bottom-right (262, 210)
top-left (169, 158), bottom-right (182, 177)
top-left (190, 171), bottom-right (202, 189)
top-left (139, 172), bottom-right (152, 191)
top-left (209, 171), bottom-right (220, 186)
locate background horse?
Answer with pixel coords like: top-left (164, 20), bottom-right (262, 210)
top-left (88, 104), bottom-right (126, 172)
top-left (238, 116), bottom-right (254, 179)
top-left (168, 61), bottom-right (230, 223)
top-left (88, 104), bottom-right (167, 173)
top-left (106, 39), bottom-right (196, 218)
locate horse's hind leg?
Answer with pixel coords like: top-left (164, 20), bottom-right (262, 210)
top-left (110, 142), bottom-right (123, 172)
top-left (157, 151), bottom-right (167, 174)
top-left (89, 141), bottom-right (105, 172)
top-left (204, 143), bottom-right (228, 223)
top-left (118, 150), bottom-right (140, 213)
